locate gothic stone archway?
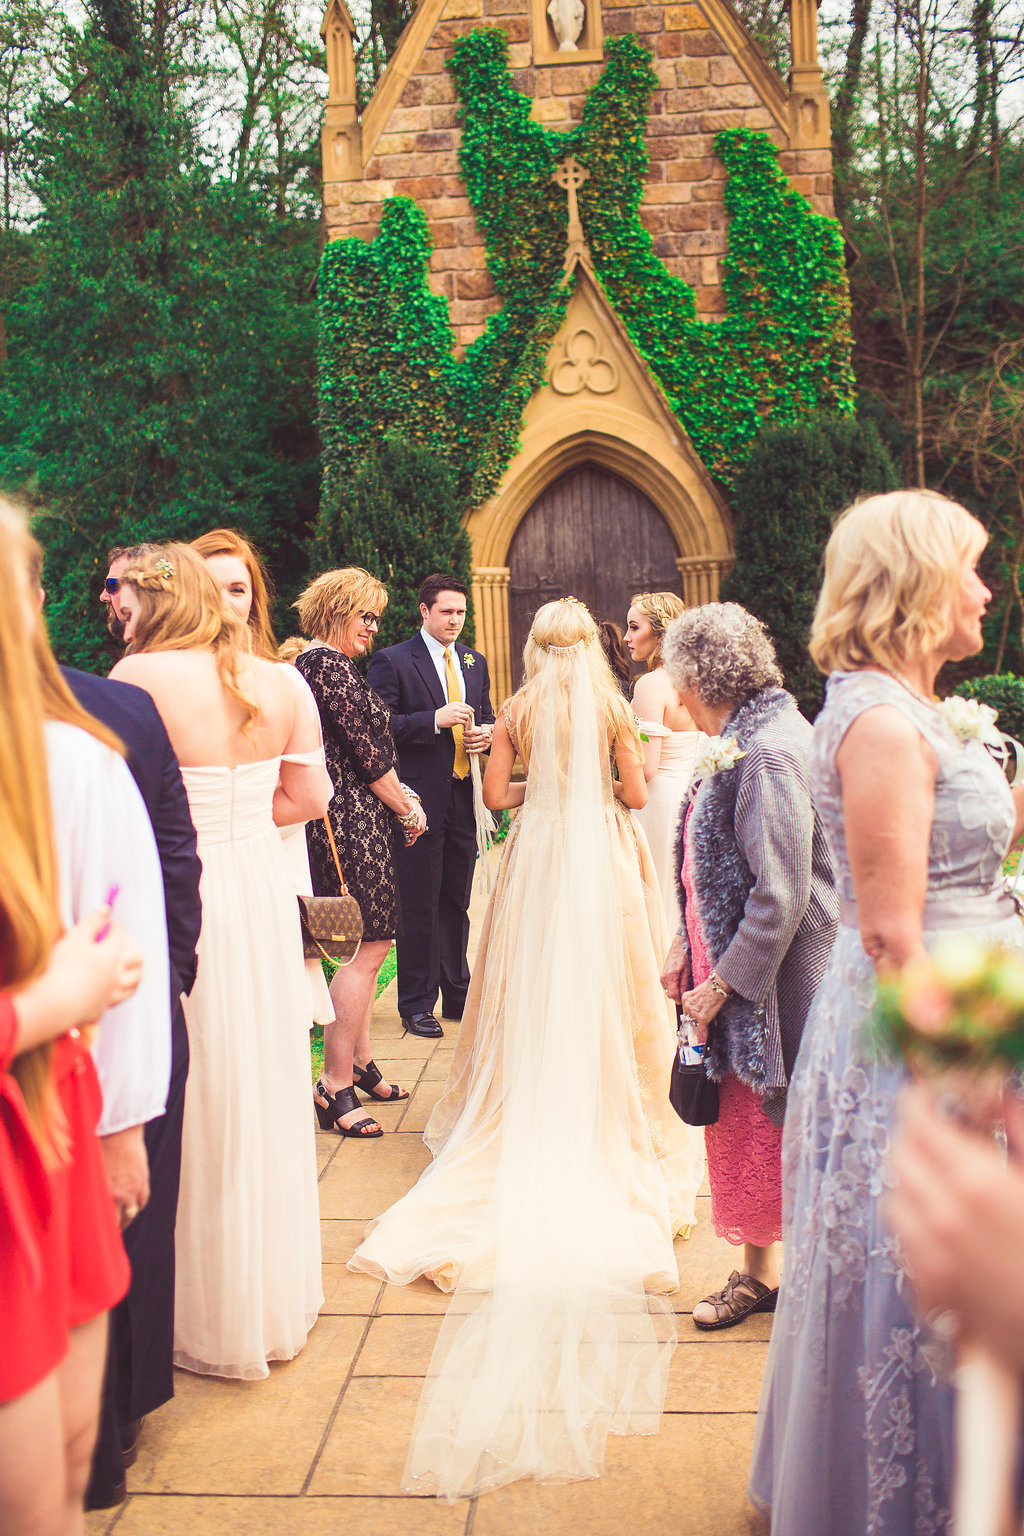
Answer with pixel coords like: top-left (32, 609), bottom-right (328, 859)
top-left (467, 259), bottom-right (734, 703)
top-left (507, 464), bottom-right (682, 674)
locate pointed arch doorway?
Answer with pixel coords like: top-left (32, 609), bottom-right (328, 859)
top-left (507, 463), bottom-right (682, 671)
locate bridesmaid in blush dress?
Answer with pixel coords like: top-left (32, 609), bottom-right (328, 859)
top-left (626, 592), bottom-right (702, 938)
top-left (112, 545), bottom-right (333, 1380)
top-left (192, 528), bottom-right (334, 1029)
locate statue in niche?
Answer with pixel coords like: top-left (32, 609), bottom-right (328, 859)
top-left (547, 0), bottom-right (585, 51)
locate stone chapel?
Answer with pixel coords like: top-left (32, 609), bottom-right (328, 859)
top-left (318, 0), bottom-right (835, 702)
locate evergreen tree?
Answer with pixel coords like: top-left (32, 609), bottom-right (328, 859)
top-left (0, 0), bottom-right (319, 670)
top-left (723, 415), bottom-right (899, 718)
top-left (317, 434), bottom-right (473, 649)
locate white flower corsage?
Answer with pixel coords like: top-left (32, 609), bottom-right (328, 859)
top-left (937, 695), bottom-right (1002, 750)
top-left (463, 654), bottom-right (476, 668)
top-left (693, 736), bottom-right (746, 780)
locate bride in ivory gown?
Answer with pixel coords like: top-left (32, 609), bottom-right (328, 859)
top-left (349, 598), bottom-right (705, 1501)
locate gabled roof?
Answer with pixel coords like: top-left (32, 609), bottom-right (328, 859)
top-left (353, 0), bottom-right (789, 168)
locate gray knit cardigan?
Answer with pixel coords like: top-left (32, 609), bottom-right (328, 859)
top-left (674, 686), bottom-right (838, 1124)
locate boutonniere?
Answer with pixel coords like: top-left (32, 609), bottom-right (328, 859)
top-left (692, 736), bottom-right (746, 781)
top-left (937, 695), bottom-right (1002, 750)
top-left (463, 654), bottom-right (476, 669)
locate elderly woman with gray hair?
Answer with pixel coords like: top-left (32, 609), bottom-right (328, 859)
top-left (660, 603), bottom-right (837, 1329)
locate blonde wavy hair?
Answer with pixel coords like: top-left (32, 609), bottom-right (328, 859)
top-left (809, 491), bottom-right (988, 675)
top-left (294, 567), bottom-right (388, 646)
top-left (630, 590), bottom-right (686, 668)
top-left (191, 527), bottom-right (278, 661)
top-left (121, 544), bottom-right (258, 731)
top-left (512, 598), bottom-right (642, 763)
top-left (0, 505), bottom-right (68, 1158)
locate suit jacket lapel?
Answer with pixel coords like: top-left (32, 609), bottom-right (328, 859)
top-left (411, 632), bottom-right (446, 709)
top-left (455, 642), bottom-right (480, 712)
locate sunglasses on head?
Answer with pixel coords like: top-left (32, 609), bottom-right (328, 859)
top-left (104, 577), bottom-right (121, 593)
top-left (357, 612), bottom-right (381, 629)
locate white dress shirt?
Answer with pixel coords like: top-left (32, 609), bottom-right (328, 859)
top-left (420, 627), bottom-right (465, 731)
top-left (45, 720), bottom-right (172, 1137)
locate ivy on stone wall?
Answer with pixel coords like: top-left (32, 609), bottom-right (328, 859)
top-left (314, 27), bottom-right (855, 556)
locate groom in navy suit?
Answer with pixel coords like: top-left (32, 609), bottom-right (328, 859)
top-left (367, 573), bottom-right (494, 1037)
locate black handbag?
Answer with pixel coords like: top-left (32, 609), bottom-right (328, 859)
top-left (297, 816), bottom-right (363, 968)
top-left (669, 1005), bottom-right (719, 1126)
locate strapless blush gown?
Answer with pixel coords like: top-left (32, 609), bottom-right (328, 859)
top-left (174, 759), bottom-right (322, 1379)
top-left (633, 722), bottom-right (702, 940)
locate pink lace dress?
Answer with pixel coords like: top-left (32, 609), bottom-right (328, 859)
top-left (681, 804), bottom-right (782, 1247)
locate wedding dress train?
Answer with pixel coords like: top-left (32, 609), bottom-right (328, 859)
top-left (349, 645), bottom-right (705, 1500)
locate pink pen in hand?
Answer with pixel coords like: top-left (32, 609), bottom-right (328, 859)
top-left (94, 884), bottom-right (120, 942)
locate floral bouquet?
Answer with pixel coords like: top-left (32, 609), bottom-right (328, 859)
top-left (874, 935), bottom-right (1024, 1075)
top-left (875, 934), bottom-right (1024, 1536)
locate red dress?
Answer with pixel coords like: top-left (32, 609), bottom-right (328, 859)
top-left (0, 994), bottom-right (129, 1402)
top-left (681, 806), bottom-right (784, 1248)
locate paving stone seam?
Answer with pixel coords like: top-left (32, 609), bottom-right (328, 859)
top-left (299, 1311), bottom-right (379, 1496)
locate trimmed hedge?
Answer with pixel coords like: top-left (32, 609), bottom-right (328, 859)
top-left (314, 433), bottom-right (474, 649)
top-left (952, 674), bottom-right (1024, 743)
top-left (722, 414), bottom-right (899, 719)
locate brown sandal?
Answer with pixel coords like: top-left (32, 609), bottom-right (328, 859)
top-left (692, 1271), bottom-right (778, 1331)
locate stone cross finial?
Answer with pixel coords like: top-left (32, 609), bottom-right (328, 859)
top-left (552, 156), bottom-right (588, 243)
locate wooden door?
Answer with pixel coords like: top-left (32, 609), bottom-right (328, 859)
top-left (507, 464), bottom-right (682, 675)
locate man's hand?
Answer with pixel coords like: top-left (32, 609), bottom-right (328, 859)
top-left (436, 702), bottom-right (474, 731)
top-left (464, 723), bottom-right (493, 754)
top-left (101, 1124), bottom-right (150, 1229)
top-left (660, 934), bottom-right (691, 1002)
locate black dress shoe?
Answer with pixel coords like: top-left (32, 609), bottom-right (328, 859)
top-left (401, 1012), bottom-right (444, 1038)
top-left (84, 1474), bottom-right (127, 1512)
top-left (121, 1417), bottom-right (143, 1468)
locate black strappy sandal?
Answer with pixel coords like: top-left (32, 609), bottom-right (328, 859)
top-left (353, 1059), bottom-right (409, 1103)
top-left (314, 1080), bottom-right (383, 1138)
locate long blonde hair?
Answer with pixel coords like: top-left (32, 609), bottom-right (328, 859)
top-left (121, 544), bottom-right (259, 730)
top-left (630, 591), bottom-right (686, 669)
top-left (513, 599), bottom-right (642, 763)
top-left (191, 527), bottom-right (278, 660)
top-left (810, 491), bottom-right (988, 674)
top-left (0, 504), bottom-right (66, 1157)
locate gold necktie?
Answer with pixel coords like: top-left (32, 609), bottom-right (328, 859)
top-left (445, 646), bottom-right (470, 780)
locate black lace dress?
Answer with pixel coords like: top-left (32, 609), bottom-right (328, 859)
top-left (295, 644), bottom-right (400, 942)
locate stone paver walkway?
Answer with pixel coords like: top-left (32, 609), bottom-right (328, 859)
top-left (87, 864), bottom-right (772, 1536)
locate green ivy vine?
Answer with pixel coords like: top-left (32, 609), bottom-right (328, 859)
top-left (314, 27), bottom-right (855, 553)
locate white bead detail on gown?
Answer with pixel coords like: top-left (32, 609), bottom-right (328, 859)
top-left (173, 758), bottom-right (323, 1379)
top-left (349, 649), bottom-right (705, 1500)
top-left (632, 721), bottom-right (702, 939)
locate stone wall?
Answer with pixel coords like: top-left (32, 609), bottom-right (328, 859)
top-left (322, 0), bottom-right (833, 352)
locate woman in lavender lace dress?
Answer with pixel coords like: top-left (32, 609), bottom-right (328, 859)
top-left (750, 491), bottom-right (1024, 1535)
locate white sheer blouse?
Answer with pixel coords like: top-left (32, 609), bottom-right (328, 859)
top-left (45, 720), bottom-right (172, 1136)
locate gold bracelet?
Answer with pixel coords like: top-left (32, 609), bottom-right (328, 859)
top-left (709, 973), bottom-right (731, 998)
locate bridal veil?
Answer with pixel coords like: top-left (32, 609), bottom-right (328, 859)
top-left (351, 632), bottom-right (692, 1501)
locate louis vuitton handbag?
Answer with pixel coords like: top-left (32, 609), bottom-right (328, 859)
top-left (297, 816), bottom-right (363, 967)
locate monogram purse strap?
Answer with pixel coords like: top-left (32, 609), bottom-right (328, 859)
top-left (322, 815), bottom-right (350, 898)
